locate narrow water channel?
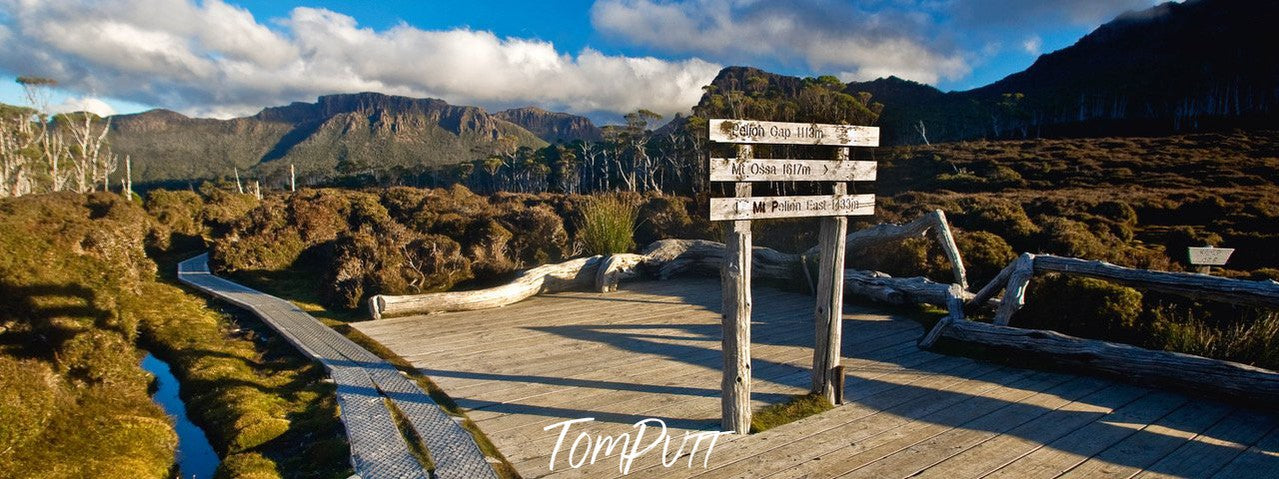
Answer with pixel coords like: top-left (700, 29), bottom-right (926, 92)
top-left (142, 353), bottom-right (220, 479)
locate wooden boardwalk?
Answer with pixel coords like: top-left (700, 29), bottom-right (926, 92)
top-left (354, 278), bottom-right (1279, 479)
top-left (178, 254), bottom-right (497, 479)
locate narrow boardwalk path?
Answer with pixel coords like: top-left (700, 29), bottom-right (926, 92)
top-left (178, 254), bottom-right (497, 479)
top-left (355, 278), bottom-right (1279, 478)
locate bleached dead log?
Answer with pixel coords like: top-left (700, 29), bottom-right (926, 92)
top-left (370, 209), bottom-right (973, 319)
top-left (640, 239), bottom-right (800, 280)
top-left (594, 253), bottom-right (646, 292)
top-left (806, 209), bottom-right (967, 288)
top-left (843, 270), bottom-right (971, 306)
top-left (934, 318), bottom-right (1279, 405)
top-left (1034, 255), bottom-right (1279, 309)
top-left (968, 259), bottom-right (1017, 308)
top-left (993, 253), bottom-right (1036, 325)
top-left (369, 255), bottom-right (604, 319)
top-left (930, 211), bottom-right (968, 290)
top-left (918, 284), bottom-right (966, 349)
top-left (645, 239), bottom-right (963, 307)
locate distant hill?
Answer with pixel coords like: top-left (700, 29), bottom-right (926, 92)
top-left (108, 92), bottom-right (547, 185)
top-left (699, 0), bottom-right (1279, 144)
top-left (495, 107), bottom-right (602, 143)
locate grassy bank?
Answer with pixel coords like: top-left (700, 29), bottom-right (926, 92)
top-left (0, 192), bottom-right (353, 478)
top-left (0, 193), bottom-right (176, 478)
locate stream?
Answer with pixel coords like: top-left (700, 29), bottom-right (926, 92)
top-left (142, 353), bottom-right (220, 479)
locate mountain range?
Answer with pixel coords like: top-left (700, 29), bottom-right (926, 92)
top-left (107, 94), bottom-right (614, 186)
top-left (82, 0), bottom-right (1279, 185)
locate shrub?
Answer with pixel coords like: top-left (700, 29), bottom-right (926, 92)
top-left (211, 189), bottom-right (393, 273)
top-left (1035, 217), bottom-right (1108, 259)
top-left (634, 195), bottom-right (695, 248)
top-left (954, 197), bottom-right (1039, 244)
top-left (848, 236), bottom-right (934, 279)
top-left (500, 205), bottom-right (569, 266)
top-left (199, 184), bottom-right (259, 239)
top-left (579, 195), bottom-right (639, 255)
top-left (1016, 275), bottom-right (1145, 343)
top-left (326, 224), bottom-right (472, 309)
top-left (953, 230), bottom-right (1017, 287)
top-left (0, 193), bottom-right (175, 477)
top-left (1093, 200), bottom-right (1138, 225)
top-left (0, 357), bottom-right (59, 456)
top-left (145, 189), bottom-right (204, 236)
top-left (464, 218), bottom-right (516, 278)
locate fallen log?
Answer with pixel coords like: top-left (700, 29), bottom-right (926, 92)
top-left (805, 209), bottom-right (967, 288)
top-left (369, 209), bottom-right (974, 319)
top-left (932, 318), bottom-right (1279, 406)
top-left (594, 253), bottom-right (646, 292)
top-left (843, 270), bottom-right (971, 306)
top-left (369, 256), bottom-right (604, 319)
top-left (640, 239), bottom-right (800, 280)
top-left (917, 284), bottom-right (966, 349)
top-left (1034, 255), bottom-right (1279, 309)
top-left (645, 239), bottom-right (962, 307)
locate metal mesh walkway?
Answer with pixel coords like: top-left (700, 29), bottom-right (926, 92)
top-left (178, 253), bottom-right (497, 479)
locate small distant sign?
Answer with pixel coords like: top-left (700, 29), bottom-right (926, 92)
top-left (1188, 247), bottom-right (1234, 266)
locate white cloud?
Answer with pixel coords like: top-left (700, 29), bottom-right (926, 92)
top-left (1022, 35), bottom-right (1042, 55)
top-left (953, 0), bottom-right (1158, 28)
top-left (51, 96), bottom-right (116, 117)
top-left (0, 0), bottom-right (721, 119)
top-left (591, 0), bottom-right (972, 85)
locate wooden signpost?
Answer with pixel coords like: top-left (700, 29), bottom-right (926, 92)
top-left (707, 119), bottom-right (879, 433)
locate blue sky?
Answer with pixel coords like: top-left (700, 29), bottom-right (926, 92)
top-left (0, 0), bottom-right (1169, 124)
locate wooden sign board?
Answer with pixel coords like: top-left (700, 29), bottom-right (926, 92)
top-left (709, 158), bottom-right (876, 182)
top-left (1188, 247), bottom-right (1234, 266)
top-left (709, 119), bottom-right (879, 147)
top-left (710, 194), bottom-right (875, 221)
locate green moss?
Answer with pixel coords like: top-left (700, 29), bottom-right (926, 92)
top-left (0, 193), bottom-right (176, 478)
top-left (750, 393), bottom-right (834, 433)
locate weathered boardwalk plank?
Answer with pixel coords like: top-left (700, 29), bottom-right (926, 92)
top-left (353, 278), bottom-right (1279, 478)
top-left (178, 254), bottom-right (497, 479)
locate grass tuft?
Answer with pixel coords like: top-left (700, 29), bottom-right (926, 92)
top-left (579, 194), bottom-right (639, 255)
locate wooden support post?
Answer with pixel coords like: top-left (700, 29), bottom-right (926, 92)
top-left (289, 164), bottom-right (296, 192)
top-left (721, 144), bottom-right (753, 434)
top-left (832, 365), bottom-right (846, 405)
top-left (993, 253), bottom-right (1036, 326)
top-left (812, 146), bottom-right (849, 404)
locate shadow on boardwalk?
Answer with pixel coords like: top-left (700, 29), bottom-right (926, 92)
top-left (356, 278), bottom-right (1279, 478)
